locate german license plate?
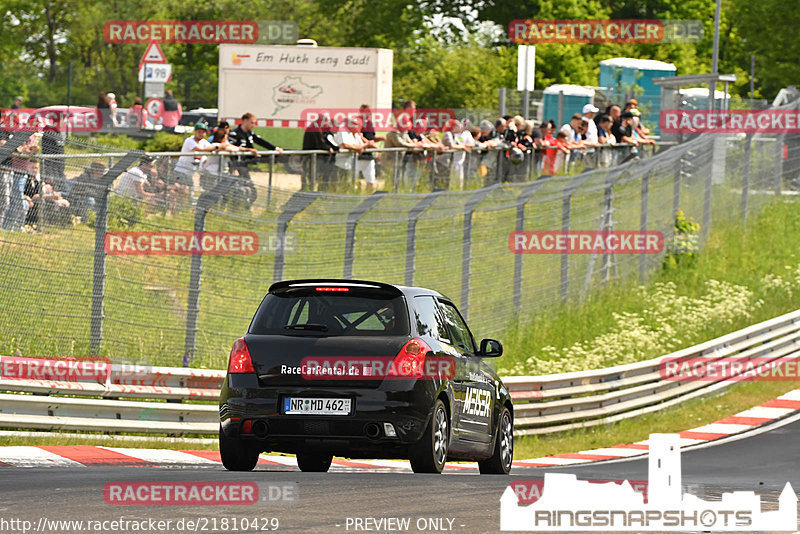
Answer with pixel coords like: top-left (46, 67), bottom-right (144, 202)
top-left (283, 397), bottom-right (351, 415)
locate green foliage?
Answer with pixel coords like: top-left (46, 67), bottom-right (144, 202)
top-left (663, 209), bottom-right (701, 270)
top-left (92, 134), bottom-right (145, 150)
top-left (143, 132), bottom-right (185, 152)
top-left (87, 195), bottom-right (145, 231)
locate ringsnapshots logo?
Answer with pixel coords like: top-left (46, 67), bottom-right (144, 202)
top-left (500, 434), bottom-right (797, 531)
top-left (103, 481), bottom-right (296, 505)
top-left (301, 108), bottom-right (456, 133)
top-left (104, 20), bottom-right (298, 44)
top-left (661, 109), bottom-right (800, 133)
top-left (509, 231), bottom-right (664, 254)
top-left (0, 108), bottom-right (102, 133)
top-left (509, 19), bottom-right (703, 43)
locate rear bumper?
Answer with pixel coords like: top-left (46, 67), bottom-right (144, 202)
top-left (219, 374), bottom-right (444, 456)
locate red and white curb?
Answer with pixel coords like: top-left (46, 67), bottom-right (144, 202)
top-left (514, 387), bottom-right (800, 468)
top-left (0, 388), bottom-right (798, 471)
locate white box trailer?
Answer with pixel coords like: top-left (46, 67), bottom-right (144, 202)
top-left (218, 44), bottom-right (393, 127)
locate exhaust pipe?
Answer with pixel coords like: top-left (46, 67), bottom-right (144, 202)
top-left (252, 419), bottom-right (269, 438)
top-left (364, 423), bottom-right (381, 439)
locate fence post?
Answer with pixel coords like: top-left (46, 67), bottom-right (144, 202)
top-left (513, 179), bottom-right (549, 312)
top-left (183, 173), bottom-right (238, 366)
top-left (89, 149), bottom-right (143, 356)
top-left (268, 153), bottom-right (275, 206)
top-left (343, 192), bottom-right (385, 279)
top-left (273, 192), bottom-right (317, 282)
top-left (639, 172), bottom-right (650, 283)
top-left (741, 133), bottom-right (752, 224)
top-left (775, 133), bottom-right (785, 196)
top-left (310, 153), bottom-right (317, 191)
top-left (498, 88), bottom-right (507, 117)
top-left (704, 136), bottom-right (725, 243)
top-left (560, 194), bottom-right (571, 301)
top-left (460, 186), bottom-right (495, 319)
top-left (405, 192), bottom-right (440, 287)
top-left (392, 151), bottom-right (400, 193)
top-left (557, 91), bottom-right (565, 130)
top-left (673, 156), bottom-right (682, 218)
top-left (601, 174), bottom-right (615, 284)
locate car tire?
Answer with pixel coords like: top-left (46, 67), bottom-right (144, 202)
top-left (296, 453), bottom-right (333, 472)
top-left (478, 407), bottom-right (513, 475)
top-left (409, 399), bottom-right (449, 474)
top-left (219, 426), bottom-right (261, 472)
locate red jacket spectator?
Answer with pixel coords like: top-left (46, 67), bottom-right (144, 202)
top-left (161, 90), bottom-right (182, 133)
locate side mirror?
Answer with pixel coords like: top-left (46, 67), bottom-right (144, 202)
top-left (479, 338), bottom-right (503, 358)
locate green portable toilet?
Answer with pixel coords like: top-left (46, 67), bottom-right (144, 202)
top-left (542, 85), bottom-right (595, 127)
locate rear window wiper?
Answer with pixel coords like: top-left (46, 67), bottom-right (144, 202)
top-left (284, 323), bottom-right (329, 331)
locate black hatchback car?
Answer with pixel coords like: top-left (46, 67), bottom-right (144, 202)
top-left (219, 279), bottom-right (514, 474)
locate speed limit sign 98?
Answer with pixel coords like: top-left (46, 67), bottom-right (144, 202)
top-left (145, 98), bottom-right (164, 120)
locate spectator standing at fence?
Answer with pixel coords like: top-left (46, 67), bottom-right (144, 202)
top-left (174, 121), bottom-right (218, 191)
top-left (582, 104), bottom-right (599, 145)
top-left (384, 114), bottom-right (421, 187)
top-left (10, 97), bottom-right (22, 110)
top-left (127, 97), bottom-right (148, 128)
top-left (228, 112), bottom-right (283, 181)
top-left (66, 161), bottom-right (105, 220)
top-left (302, 112), bottom-right (338, 191)
top-left (161, 90), bottom-right (182, 134)
top-left (203, 126), bottom-right (258, 204)
top-left (445, 120), bottom-right (474, 188)
top-left (334, 117), bottom-right (377, 193)
top-left (107, 93), bottom-right (119, 127)
top-left (96, 93), bottom-right (111, 131)
top-left (611, 111), bottom-right (641, 163)
top-left (596, 115), bottom-right (615, 167)
top-left (4, 133), bottom-right (39, 231)
top-left (41, 130), bottom-right (66, 191)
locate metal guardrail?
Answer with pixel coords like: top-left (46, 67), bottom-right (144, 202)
top-left (0, 309), bottom-right (799, 438)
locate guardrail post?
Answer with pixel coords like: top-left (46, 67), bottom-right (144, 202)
top-left (184, 172), bottom-right (238, 366)
top-left (513, 179), bottom-right (549, 312)
top-left (273, 192), bottom-right (317, 282)
top-left (90, 149), bottom-right (143, 356)
top-left (639, 172), bottom-right (650, 283)
top-left (343, 192), bottom-right (385, 279)
top-left (405, 192), bottom-right (440, 287)
top-left (460, 186), bottom-right (495, 319)
top-left (741, 133), bottom-right (752, 223)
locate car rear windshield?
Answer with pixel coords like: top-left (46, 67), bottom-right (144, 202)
top-left (249, 292), bottom-right (410, 336)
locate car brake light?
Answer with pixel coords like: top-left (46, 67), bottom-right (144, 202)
top-left (315, 287), bottom-right (349, 292)
top-left (393, 338), bottom-right (431, 377)
top-left (228, 337), bottom-right (255, 374)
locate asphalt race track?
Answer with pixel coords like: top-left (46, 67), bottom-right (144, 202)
top-left (0, 417), bottom-right (797, 533)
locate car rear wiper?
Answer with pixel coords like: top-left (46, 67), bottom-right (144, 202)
top-left (284, 323), bottom-right (329, 331)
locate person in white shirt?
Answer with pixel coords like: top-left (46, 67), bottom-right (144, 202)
top-left (115, 157), bottom-right (158, 201)
top-left (442, 120), bottom-right (474, 187)
top-left (581, 103), bottom-right (599, 145)
top-left (334, 117), bottom-right (377, 192)
top-left (174, 121), bottom-right (219, 190)
top-left (202, 128), bottom-right (257, 177)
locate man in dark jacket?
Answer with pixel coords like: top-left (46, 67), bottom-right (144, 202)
top-left (227, 112), bottom-right (284, 204)
top-left (302, 113), bottom-right (338, 191)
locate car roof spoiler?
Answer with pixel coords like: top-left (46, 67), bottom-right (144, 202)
top-left (269, 279), bottom-right (404, 296)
